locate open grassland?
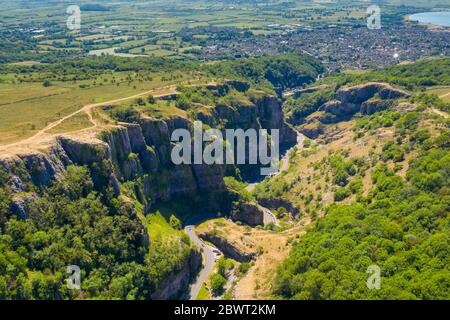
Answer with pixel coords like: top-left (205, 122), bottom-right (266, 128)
top-left (0, 72), bottom-right (207, 144)
top-left (147, 211), bottom-right (183, 241)
top-left (0, 82), bottom-right (70, 105)
top-left (427, 86), bottom-right (450, 102)
top-left (195, 284), bottom-right (211, 300)
top-left (47, 112), bottom-right (92, 134)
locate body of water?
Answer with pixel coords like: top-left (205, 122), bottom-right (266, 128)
top-left (409, 12), bottom-right (450, 27)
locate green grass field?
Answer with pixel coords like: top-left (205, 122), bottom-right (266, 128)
top-left (0, 72), bottom-right (201, 144)
top-left (47, 112), bottom-right (93, 134)
top-left (195, 284), bottom-right (211, 300)
top-left (427, 86), bottom-right (450, 102)
top-left (147, 211), bottom-right (183, 241)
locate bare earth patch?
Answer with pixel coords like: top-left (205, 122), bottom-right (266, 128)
top-left (196, 218), bottom-right (310, 300)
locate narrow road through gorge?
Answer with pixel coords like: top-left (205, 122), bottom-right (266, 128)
top-left (185, 225), bottom-right (220, 300)
top-left (185, 131), bottom-right (305, 299)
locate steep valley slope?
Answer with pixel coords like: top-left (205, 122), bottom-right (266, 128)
top-left (0, 80), bottom-right (300, 299)
top-left (0, 57), bottom-right (448, 300)
top-left (192, 59), bottom-right (450, 300)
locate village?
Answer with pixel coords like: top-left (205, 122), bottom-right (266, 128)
top-left (200, 24), bottom-right (450, 72)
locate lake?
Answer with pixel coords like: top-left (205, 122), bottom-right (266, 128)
top-left (409, 12), bottom-right (450, 27)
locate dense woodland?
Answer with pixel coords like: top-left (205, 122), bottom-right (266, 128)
top-left (275, 127), bottom-right (449, 299)
top-left (272, 61), bottom-right (450, 300)
top-left (0, 164), bottom-right (194, 299)
top-left (326, 58), bottom-right (450, 91)
top-left (206, 54), bottom-right (324, 93)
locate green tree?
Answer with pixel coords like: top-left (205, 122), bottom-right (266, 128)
top-left (210, 273), bottom-right (227, 295)
top-left (169, 215), bottom-right (182, 230)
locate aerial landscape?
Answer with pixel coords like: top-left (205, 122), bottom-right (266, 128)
top-left (0, 0), bottom-right (448, 305)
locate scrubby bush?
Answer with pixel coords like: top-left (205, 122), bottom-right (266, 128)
top-left (169, 215), bottom-right (182, 230)
top-left (334, 188), bottom-right (351, 201)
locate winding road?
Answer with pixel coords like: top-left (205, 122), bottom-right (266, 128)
top-left (245, 132), bottom-right (305, 193)
top-left (184, 214), bottom-right (224, 300)
top-left (440, 91), bottom-right (450, 99)
top-left (1, 78), bottom-right (304, 299)
top-left (184, 92), bottom-right (449, 299)
top-left (185, 131), bottom-right (305, 299)
top-left (185, 225), bottom-right (221, 300)
top-left (247, 132), bottom-right (305, 226)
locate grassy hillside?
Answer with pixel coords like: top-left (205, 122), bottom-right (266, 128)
top-left (325, 58), bottom-right (450, 91)
top-left (274, 126), bottom-right (449, 299)
top-left (254, 59), bottom-right (450, 300)
top-left (0, 53), bottom-right (322, 145)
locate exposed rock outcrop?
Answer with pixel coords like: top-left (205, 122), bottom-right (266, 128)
top-left (58, 136), bottom-right (121, 195)
top-left (231, 202), bottom-right (264, 226)
top-left (318, 99), bottom-right (360, 117)
top-left (335, 82), bottom-right (409, 105)
top-left (151, 248), bottom-right (202, 300)
top-left (393, 102), bottom-right (418, 114)
top-left (200, 93), bottom-right (297, 147)
top-left (361, 98), bottom-right (394, 115)
top-left (257, 197), bottom-right (299, 217)
top-left (1, 91), bottom-right (293, 212)
top-left (199, 231), bottom-right (257, 263)
top-left (139, 118), bottom-right (173, 166)
top-left (0, 88), bottom-right (296, 298)
top-left (298, 82), bottom-right (410, 138)
top-left (299, 122), bottom-right (324, 139)
top-left (257, 95), bottom-right (298, 145)
top-left (10, 193), bottom-right (37, 220)
top-left (305, 111), bottom-right (337, 125)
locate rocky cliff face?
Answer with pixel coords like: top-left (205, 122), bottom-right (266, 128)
top-left (231, 202), bottom-right (264, 226)
top-left (257, 95), bottom-right (299, 145)
top-left (100, 117), bottom-right (229, 211)
top-left (151, 248), bottom-right (202, 300)
top-left (1, 89), bottom-right (296, 218)
top-left (299, 82), bottom-right (410, 138)
top-left (0, 121), bottom-right (225, 219)
top-left (0, 88), bottom-right (295, 298)
top-left (199, 94), bottom-right (297, 147)
top-left (197, 93), bottom-right (297, 180)
top-left (198, 231), bottom-right (257, 263)
top-left (335, 82), bottom-right (409, 105)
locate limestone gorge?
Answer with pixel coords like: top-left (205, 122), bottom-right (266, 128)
top-left (0, 50), bottom-right (449, 300)
top-left (0, 77), bottom-right (301, 299)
